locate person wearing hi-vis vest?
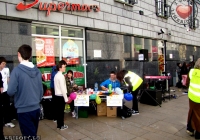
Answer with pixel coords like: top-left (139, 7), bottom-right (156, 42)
top-left (117, 70), bottom-right (143, 115)
top-left (187, 58), bottom-right (200, 140)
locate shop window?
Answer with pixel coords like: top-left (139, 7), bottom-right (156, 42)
top-left (152, 40), bottom-right (158, 61)
top-left (62, 27), bottom-right (83, 38)
top-left (32, 24), bottom-right (59, 36)
top-left (114, 0), bottom-right (138, 6)
top-left (31, 23), bottom-right (85, 89)
top-left (144, 39), bottom-right (152, 61)
top-left (134, 37), bottom-right (143, 60)
top-left (124, 36), bottom-right (131, 53)
top-left (155, 0), bottom-right (170, 18)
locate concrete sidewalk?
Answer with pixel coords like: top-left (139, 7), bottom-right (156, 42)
top-left (4, 88), bottom-right (194, 140)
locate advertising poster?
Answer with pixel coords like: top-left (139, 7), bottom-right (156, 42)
top-left (35, 38), bottom-right (55, 67)
top-left (62, 40), bottom-right (80, 65)
top-left (64, 66), bottom-right (85, 86)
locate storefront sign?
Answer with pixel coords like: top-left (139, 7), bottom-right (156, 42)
top-left (74, 95), bottom-right (89, 106)
top-left (64, 66), bottom-right (85, 86)
top-left (171, 0), bottom-right (198, 25)
top-left (107, 95), bottom-right (122, 106)
top-left (16, 0), bottom-right (100, 16)
top-left (35, 38), bottom-right (55, 67)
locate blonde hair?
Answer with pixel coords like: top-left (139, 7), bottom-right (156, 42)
top-left (194, 58), bottom-right (200, 69)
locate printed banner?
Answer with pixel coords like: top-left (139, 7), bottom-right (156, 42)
top-left (64, 66), bottom-right (85, 86)
top-left (158, 55), bottom-right (164, 74)
top-left (74, 95), bottom-right (89, 106)
top-left (35, 38), bottom-right (55, 67)
top-left (107, 95), bottom-right (123, 106)
top-left (62, 40), bottom-right (80, 65)
top-left (152, 46), bottom-right (158, 53)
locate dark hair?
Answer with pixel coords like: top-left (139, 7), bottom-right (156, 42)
top-left (0, 57), bottom-right (6, 64)
top-left (67, 70), bottom-right (73, 75)
top-left (177, 63), bottom-right (180, 67)
top-left (67, 70), bottom-right (74, 80)
top-left (56, 60), bottom-right (67, 71)
top-left (117, 70), bottom-right (128, 82)
top-left (18, 44), bottom-right (32, 60)
top-left (110, 71), bottom-right (116, 75)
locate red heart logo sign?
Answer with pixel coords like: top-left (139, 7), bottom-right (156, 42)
top-left (176, 5), bottom-right (192, 19)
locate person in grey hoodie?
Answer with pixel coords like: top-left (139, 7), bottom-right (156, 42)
top-left (7, 44), bottom-right (43, 139)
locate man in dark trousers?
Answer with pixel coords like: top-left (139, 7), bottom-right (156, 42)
top-left (7, 44), bottom-right (43, 139)
top-left (0, 72), bottom-right (5, 140)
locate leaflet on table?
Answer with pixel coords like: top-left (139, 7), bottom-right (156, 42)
top-left (74, 95), bottom-right (89, 106)
top-left (35, 38), bottom-right (55, 67)
top-left (107, 95), bottom-right (123, 106)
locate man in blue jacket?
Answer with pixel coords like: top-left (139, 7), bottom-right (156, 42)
top-left (50, 65), bottom-right (57, 122)
top-left (100, 71), bottom-right (120, 91)
top-left (7, 44), bottom-right (43, 139)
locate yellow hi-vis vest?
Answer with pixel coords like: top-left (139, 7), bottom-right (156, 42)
top-left (188, 69), bottom-right (200, 103)
top-left (124, 71), bottom-right (143, 91)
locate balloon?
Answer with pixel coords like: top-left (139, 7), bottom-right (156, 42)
top-left (70, 92), bottom-right (77, 100)
top-left (124, 93), bottom-right (133, 101)
top-left (115, 88), bottom-right (123, 95)
top-left (95, 96), bottom-right (101, 104)
top-left (66, 97), bottom-right (72, 104)
top-left (90, 94), bottom-right (97, 100)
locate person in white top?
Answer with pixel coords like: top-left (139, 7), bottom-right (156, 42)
top-left (54, 60), bottom-right (68, 130)
top-left (0, 57), bottom-right (15, 128)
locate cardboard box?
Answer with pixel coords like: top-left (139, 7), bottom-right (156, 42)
top-left (97, 102), bottom-right (107, 116)
top-left (107, 107), bottom-right (117, 117)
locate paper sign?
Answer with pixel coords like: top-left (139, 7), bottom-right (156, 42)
top-left (74, 95), bottom-right (89, 106)
top-left (138, 54), bottom-right (144, 61)
top-left (107, 95), bottom-right (122, 106)
top-left (94, 50), bottom-right (101, 57)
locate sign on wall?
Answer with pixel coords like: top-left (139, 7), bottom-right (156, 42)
top-left (16, 0), bottom-right (100, 16)
top-left (171, 0), bottom-right (198, 25)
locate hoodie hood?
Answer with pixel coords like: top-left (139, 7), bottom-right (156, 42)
top-left (18, 64), bottom-right (39, 78)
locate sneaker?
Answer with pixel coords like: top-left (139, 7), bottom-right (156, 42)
top-left (132, 110), bottom-right (139, 115)
top-left (53, 120), bottom-right (57, 122)
top-left (72, 111), bottom-right (76, 118)
top-left (60, 125), bottom-right (68, 130)
top-left (186, 130), bottom-right (194, 136)
top-left (5, 123), bottom-right (15, 128)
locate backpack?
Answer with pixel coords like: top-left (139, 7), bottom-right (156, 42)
top-left (117, 105), bottom-right (132, 119)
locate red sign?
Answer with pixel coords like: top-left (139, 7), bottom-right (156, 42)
top-left (74, 71), bottom-right (84, 78)
top-left (16, 0), bottom-right (100, 16)
top-left (35, 38), bottom-right (55, 67)
top-left (152, 46), bottom-right (158, 53)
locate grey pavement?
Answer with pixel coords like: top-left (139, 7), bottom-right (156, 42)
top-left (4, 87), bottom-right (194, 140)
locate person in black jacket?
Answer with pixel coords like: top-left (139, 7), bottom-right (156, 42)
top-left (0, 73), bottom-right (5, 140)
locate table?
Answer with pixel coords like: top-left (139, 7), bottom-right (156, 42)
top-left (74, 92), bottom-right (123, 119)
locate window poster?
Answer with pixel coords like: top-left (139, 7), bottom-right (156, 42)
top-left (64, 66), bottom-right (85, 86)
top-left (35, 38), bottom-right (55, 67)
top-left (62, 40), bottom-right (80, 65)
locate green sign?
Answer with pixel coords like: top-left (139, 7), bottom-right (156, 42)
top-left (39, 66), bottom-right (85, 89)
top-left (134, 44), bottom-right (142, 52)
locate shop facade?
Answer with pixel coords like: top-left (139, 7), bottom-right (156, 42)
top-left (0, 0), bottom-right (200, 88)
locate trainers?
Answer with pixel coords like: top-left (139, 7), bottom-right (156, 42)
top-left (72, 111), bottom-right (76, 118)
top-left (5, 123), bottom-right (15, 128)
top-left (60, 125), bottom-right (68, 130)
top-left (132, 110), bottom-right (139, 115)
top-left (186, 130), bottom-right (194, 136)
top-left (53, 120), bottom-right (57, 122)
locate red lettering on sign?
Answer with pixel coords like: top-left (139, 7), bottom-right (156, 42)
top-left (74, 72), bottom-right (84, 78)
top-left (16, 0), bottom-right (39, 11)
top-left (16, 0), bottom-right (100, 16)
